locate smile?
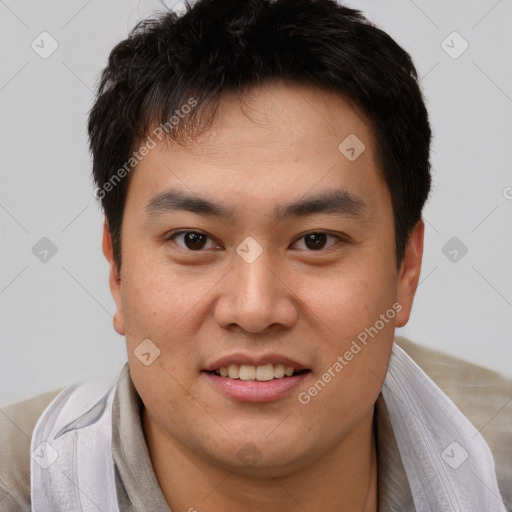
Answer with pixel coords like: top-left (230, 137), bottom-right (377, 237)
top-left (209, 363), bottom-right (309, 381)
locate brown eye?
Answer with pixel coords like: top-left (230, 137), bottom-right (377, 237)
top-left (292, 232), bottom-right (339, 251)
top-left (183, 232), bottom-right (207, 250)
top-left (169, 231), bottom-right (218, 251)
top-left (304, 233), bottom-right (327, 250)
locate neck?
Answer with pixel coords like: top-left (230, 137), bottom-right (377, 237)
top-left (143, 407), bottom-right (378, 512)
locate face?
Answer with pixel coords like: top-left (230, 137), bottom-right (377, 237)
top-left (103, 81), bottom-right (423, 476)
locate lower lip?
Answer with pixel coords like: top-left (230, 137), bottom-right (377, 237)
top-left (202, 371), bottom-right (310, 403)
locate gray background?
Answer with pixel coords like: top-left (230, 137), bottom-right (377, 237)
top-left (1, 0), bottom-right (511, 408)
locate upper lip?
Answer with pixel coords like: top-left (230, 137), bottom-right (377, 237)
top-left (203, 353), bottom-right (309, 372)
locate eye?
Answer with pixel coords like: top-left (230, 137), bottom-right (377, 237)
top-left (167, 231), bottom-right (220, 251)
top-left (291, 232), bottom-right (341, 251)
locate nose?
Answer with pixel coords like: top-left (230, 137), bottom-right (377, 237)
top-left (213, 248), bottom-right (298, 334)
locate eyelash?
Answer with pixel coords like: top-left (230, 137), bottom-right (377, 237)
top-left (165, 230), bottom-right (346, 252)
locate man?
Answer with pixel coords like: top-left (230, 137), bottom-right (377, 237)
top-left (1, 0), bottom-right (510, 510)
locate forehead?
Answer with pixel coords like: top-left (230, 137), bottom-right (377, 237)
top-left (126, 81), bottom-right (387, 215)
top-left (176, 81), bottom-right (375, 160)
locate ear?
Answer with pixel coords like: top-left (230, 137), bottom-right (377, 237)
top-left (102, 220), bottom-right (126, 335)
top-left (395, 220), bottom-right (424, 328)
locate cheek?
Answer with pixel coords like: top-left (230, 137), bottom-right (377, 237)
top-left (295, 258), bottom-right (397, 415)
top-left (294, 303), bottom-right (394, 451)
top-left (130, 361), bottom-right (206, 446)
top-left (120, 256), bottom-right (199, 339)
top-left (306, 262), bottom-right (397, 337)
top-left (119, 265), bottom-right (197, 400)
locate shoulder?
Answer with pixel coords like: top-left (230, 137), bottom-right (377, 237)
top-left (0, 389), bottom-right (62, 511)
top-left (395, 336), bottom-right (512, 509)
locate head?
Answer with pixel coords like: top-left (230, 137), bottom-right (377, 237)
top-left (90, 0), bottom-right (430, 476)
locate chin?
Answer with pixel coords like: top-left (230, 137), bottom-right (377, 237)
top-left (206, 435), bottom-right (313, 477)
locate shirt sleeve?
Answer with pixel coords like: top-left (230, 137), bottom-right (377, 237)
top-left (0, 389), bottom-right (62, 511)
top-left (395, 336), bottom-right (512, 511)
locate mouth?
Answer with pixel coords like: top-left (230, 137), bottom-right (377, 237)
top-left (202, 358), bottom-right (311, 402)
top-left (206, 364), bottom-right (311, 381)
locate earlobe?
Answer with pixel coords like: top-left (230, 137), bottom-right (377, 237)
top-left (395, 220), bottom-right (424, 328)
top-left (102, 220), bottom-right (126, 336)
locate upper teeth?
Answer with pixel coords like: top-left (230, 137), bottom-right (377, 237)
top-left (216, 364), bottom-right (295, 381)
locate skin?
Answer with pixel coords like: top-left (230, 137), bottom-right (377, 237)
top-left (102, 81), bottom-right (424, 512)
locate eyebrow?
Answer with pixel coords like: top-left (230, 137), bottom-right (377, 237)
top-left (145, 188), bottom-right (368, 221)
